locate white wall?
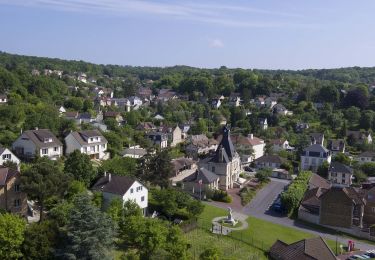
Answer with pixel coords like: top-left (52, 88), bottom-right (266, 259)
top-left (253, 143), bottom-right (265, 159)
top-left (0, 148), bottom-right (20, 165)
top-left (123, 181), bottom-right (148, 210)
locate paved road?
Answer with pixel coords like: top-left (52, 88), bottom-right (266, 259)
top-left (243, 178), bottom-right (287, 216)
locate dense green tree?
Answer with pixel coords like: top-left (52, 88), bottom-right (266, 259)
top-left (139, 150), bottom-right (173, 188)
top-left (64, 150), bottom-right (96, 187)
top-left (22, 221), bottom-right (57, 260)
top-left (21, 157), bottom-right (69, 221)
top-left (100, 156), bottom-right (137, 176)
top-left (0, 213), bottom-right (25, 259)
top-left (63, 194), bottom-right (116, 260)
top-left (319, 84), bottom-right (339, 104)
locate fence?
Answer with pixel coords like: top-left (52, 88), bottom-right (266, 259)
top-left (183, 217), bottom-right (269, 259)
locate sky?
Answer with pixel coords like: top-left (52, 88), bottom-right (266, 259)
top-left (0, 0), bottom-right (375, 70)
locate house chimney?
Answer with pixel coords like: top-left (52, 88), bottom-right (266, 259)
top-left (248, 134), bottom-right (254, 139)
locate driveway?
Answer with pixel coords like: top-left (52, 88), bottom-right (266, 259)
top-left (243, 178), bottom-right (288, 216)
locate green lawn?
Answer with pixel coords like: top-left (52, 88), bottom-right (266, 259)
top-left (200, 204), bottom-right (338, 253)
top-left (184, 228), bottom-right (267, 260)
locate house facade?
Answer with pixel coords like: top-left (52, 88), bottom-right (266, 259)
top-left (200, 126), bottom-right (241, 190)
top-left (328, 161), bottom-right (353, 187)
top-left (183, 167), bottom-right (220, 195)
top-left (300, 144), bottom-right (331, 172)
top-left (356, 151), bottom-right (375, 164)
top-left (146, 132), bottom-right (168, 149)
top-left (0, 147), bottom-right (20, 166)
top-left (327, 139), bottom-right (345, 156)
top-left (254, 155), bottom-right (284, 169)
top-left (185, 135), bottom-right (218, 159)
top-left (65, 130), bottom-right (108, 160)
top-left (0, 94), bottom-right (7, 104)
top-left (0, 166), bottom-right (27, 217)
top-left (92, 173), bottom-right (148, 215)
top-left (231, 134), bottom-right (265, 163)
top-left (270, 139), bottom-right (293, 152)
top-left (12, 129), bottom-right (63, 160)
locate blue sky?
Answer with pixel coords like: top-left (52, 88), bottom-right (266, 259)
top-left (0, 0), bottom-right (375, 69)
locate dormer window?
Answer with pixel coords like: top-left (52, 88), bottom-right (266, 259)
top-left (44, 138), bottom-right (52, 143)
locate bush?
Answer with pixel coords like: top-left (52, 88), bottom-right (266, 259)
top-left (239, 187), bottom-right (256, 205)
top-left (281, 171), bottom-right (312, 216)
top-left (211, 190), bottom-right (232, 203)
top-left (255, 168), bottom-right (272, 183)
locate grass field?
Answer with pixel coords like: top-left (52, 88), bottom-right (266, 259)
top-left (185, 228), bottom-right (267, 260)
top-left (199, 204), bottom-right (338, 252)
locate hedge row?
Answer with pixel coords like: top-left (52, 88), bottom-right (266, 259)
top-left (281, 171), bottom-right (312, 216)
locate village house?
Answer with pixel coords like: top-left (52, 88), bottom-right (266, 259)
top-left (154, 114), bottom-right (165, 121)
top-left (156, 89), bottom-right (178, 102)
top-left (356, 151), bottom-right (375, 164)
top-left (92, 173), bottom-right (148, 215)
top-left (0, 94), bottom-right (7, 104)
top-left (159, 125), bottom-right (183, 147)
top-left (230, 133), bottom-right (265, 164)
top-left (0, 166), bottom-right (28, 217)
top-left (254, 96), bottom-right (266, 108)
top-left (211, 97), bottom-right (222, 109)
top-left (254, 155), bottom-right (284, 170)
top-left (259, 118), bottom-right (268, 130)
top-left (228, 93), bottom-right (241, 107)
top-left (58, 106), bottom-right (66, 115)
top-left (0, 146), bottom-right (20, 167)
top-left (310, 133), bottom-right (324, 145)
top-left (79, 112), bottom-right (102, 125)
top-left (272, 104), bottom-right (293, 116)
top-left (136, 122), bottom-right (156, 132)
top-left (110, 98), bottom-right (131, 112)
top-left (295, 122), bottom-right (310, 132)
top-left (200, 126), bottom-right (241, 190)
top-left (346, 130), bottom-right (372, 145)
top-left (146, 132), bottom-right (168, 149)
top-left (183, 167), bottom-right (220, 196)
top-left (121, 146), bottom-right (148, 159)
top-left (170, 157), bottom-right (197, 184)
top-left (185, 134), bottom-right (219, 159)
top-left (327, 139), bottom-right (345, 156)
top-left (270, 139), bottom-right (294, 152)
top-left (137, 87), bottom-right (153, 101)
top-left (265, 96), bottom-right (277, 109)
top-left (269, 237), bottom-right (336, 260)
top-left (128, 96), bottom-right (143, 109)
top-left (104, 111), bottom-right (124, 125)
top-left (328, 161), bottom-right (353, 187)
top-left (300, 144), bottom-right (331, 172)
top-left (12, 129), bottom-right (63, 160)
top-left (65, 130), bottom-right (108, 160)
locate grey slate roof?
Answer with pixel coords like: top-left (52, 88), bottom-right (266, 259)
top-left (70, 130), bottom-right (107, 146)
top-left (254, 155), bottom-right (284, 164)
top-left (23, 129), bottom-right (63, 148)
top-left (183, 167), bottom-right (219, 184)
top-left (329, 161), bottom-right (353, 174)
top-left (211, 126), bottom-right (237, 163)
top-left (92, 174), bottom-right (140, 195)
top-left (303, 144), bottom-right (328, 153)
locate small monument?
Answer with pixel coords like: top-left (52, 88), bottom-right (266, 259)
top-left (224, 207), bottom-right (237, 226)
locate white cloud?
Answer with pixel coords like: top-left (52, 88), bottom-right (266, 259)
top-left (0, 0), bottom-right (315, 29)
top-left (209, 39), bottom-right (224, 48)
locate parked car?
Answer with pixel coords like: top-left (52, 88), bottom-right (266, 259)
top-left (272, 196), bottom-right (285, 213)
